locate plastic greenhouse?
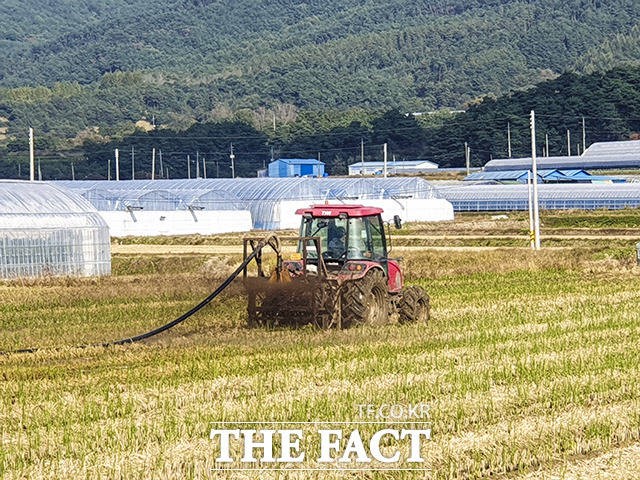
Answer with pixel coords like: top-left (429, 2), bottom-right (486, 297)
top-left (437, 183), bottom-right (640, 211)
top-left (55, 177), bottom-right (454, 230)
top-left (0, 181), bottom-right (111, 279)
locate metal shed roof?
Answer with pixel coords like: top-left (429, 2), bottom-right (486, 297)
top-left (273, 158), bottom-right (325, 165)
top-left (349, 160), bottom-right (438, 168)
top-left (583, 140), bottom-right (640, 157)
top-left (463, 170), bottom-right (536, 181)
top-left (484, 155), bottom-right (640, 171)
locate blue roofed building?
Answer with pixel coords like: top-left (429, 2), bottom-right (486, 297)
top-left (268, 158), bottom-right (325, 178)
top-left (464, 169), bottom-right (625, 184)
top-left (463, 170), bottom-right (541, 184)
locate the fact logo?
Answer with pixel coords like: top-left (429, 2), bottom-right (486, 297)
top-left (209, 403), bottom-right (431, 471)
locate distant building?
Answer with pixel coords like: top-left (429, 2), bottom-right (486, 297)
top-left (583, 140), bottom-right (640, 158)
top-left (485, 140), bottom-right (640, 171)
top-left (268, 158), bottom-right (325, 178)
top-left (463, 169), bottom-right (624, 184)
top-left (463, 170), bottom-right (543, 184)
top-left (348, 160), bottom-right (438, 176)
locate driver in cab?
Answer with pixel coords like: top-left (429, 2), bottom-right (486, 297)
top-left (328, 226), bottom-right (347, 258)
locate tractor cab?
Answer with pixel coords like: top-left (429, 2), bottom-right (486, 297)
top-left (292, 205), bottom-right (403, 293)
top-left (297, 205), bottom-right (387, 266)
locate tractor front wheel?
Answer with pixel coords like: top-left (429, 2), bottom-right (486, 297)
top-left (341, 270), bottom-right (389, 328)
top-left (398, 286), bottom-right (430, 324)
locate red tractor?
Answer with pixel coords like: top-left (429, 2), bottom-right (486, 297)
top-left (242, 204), bottom-right (429, 328)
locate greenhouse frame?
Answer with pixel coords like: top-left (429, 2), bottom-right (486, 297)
top-left (55, 177), bottom-right (454, 230)
top-left (0, 181), bottom-right (111, 279)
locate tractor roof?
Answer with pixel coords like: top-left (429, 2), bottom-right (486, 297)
top-left (295, 204), bottom-right (384, 217)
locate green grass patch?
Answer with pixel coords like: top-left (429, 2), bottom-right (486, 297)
top-left (2, 230), bottom-right (640, 479)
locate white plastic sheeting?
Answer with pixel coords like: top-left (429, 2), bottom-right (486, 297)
top-left (54, 177), bottom-right (453, 230)
top-left (276, 198), bottom-right (454, 229)
top-left (101, 210), bottom-right (252, 237)
top-left (0, 180), bottom-right (111, 279)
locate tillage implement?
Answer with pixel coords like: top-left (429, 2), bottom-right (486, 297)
top-left (242, 204), bottom-right (430, 329)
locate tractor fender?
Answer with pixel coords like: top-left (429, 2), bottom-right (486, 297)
top-left (338, 261), bottom-right (385, 284)
top-left (387, 259), bottom-right (403, 293)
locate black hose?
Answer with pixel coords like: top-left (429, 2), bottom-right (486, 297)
top-left (1, 234), bottom-right (275, 356)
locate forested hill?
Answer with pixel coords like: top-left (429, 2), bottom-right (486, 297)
top-left (2, 65), bottom-right (639, 181)
top-left (2, 0), bottom-right (640, 115)
top-left (0, 1), bottom-right (151, 55)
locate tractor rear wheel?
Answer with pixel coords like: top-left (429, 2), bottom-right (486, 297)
top-left (398, 286), bottom-right (430, 324)
top-left (341, 269), bottom-right (389, 327)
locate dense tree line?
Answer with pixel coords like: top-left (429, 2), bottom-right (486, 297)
top-left (1, 0), bottom-right (640, 131)
top-left (2, 65), bottom-right (639, 180)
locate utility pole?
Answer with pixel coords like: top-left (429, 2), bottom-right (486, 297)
top-left (273, 113), bottom-right (276, 133)
top-left (527, 170), bottom-right (534, 250)
top-left (131, 146), bottom-right (135, 180)
top-left (158, 149), bottom-right (163, 178)
top-left (37, 159), bottom-right (42, 181)
top-left (108, 155), bottom-right (111, 181)
top-left (507, 122), bottom-right (512, 158)
top-left (545, 134), bottom-right (549, 157)
top-left (361, 138), bottom-right (365, 164)
top-left (29, 127), bottom-right (35, 181)
top-left (203, 155), bottom-right (207, 179)
top-left (582, 117), bottom-right (586, 154)
top-left (187, 155), bottom-right (191, 179)
top-left (530, 110), bottom-right (540, 250)
top-left (115, 148), bottom-right (120, 181)
top-left (383, 143), bottom-right (388, 178)
top-left (71, 162), bottom-right (75, 181)
top-left (465, 142), bottom-right (470, 175)
top-left (216, 160), bottom-right (219, 178)
top-left (166, 167), bottom-right (169, 179)
top-left (195, 151), bottom-right (200, 179)
top-left (230, 143), bottom-right (235, 178)
top-left (566, 130), bottom-right (571, 156)
top-left (151, 147), bottom-right (156, 180)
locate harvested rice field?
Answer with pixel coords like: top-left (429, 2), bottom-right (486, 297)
top-left (2, 211), bottom-right (640, 479)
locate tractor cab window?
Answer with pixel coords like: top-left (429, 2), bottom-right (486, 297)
top-left (346, 217), bottom-right (368, 259)
top-left (300, 217), bottom-right (348, 260)
top-left (300, 214), bottom-right (386, 262)
top-left (348, 215), bottom-right (386, 260)
top-left (368, 215), bottom-right (386, 260)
